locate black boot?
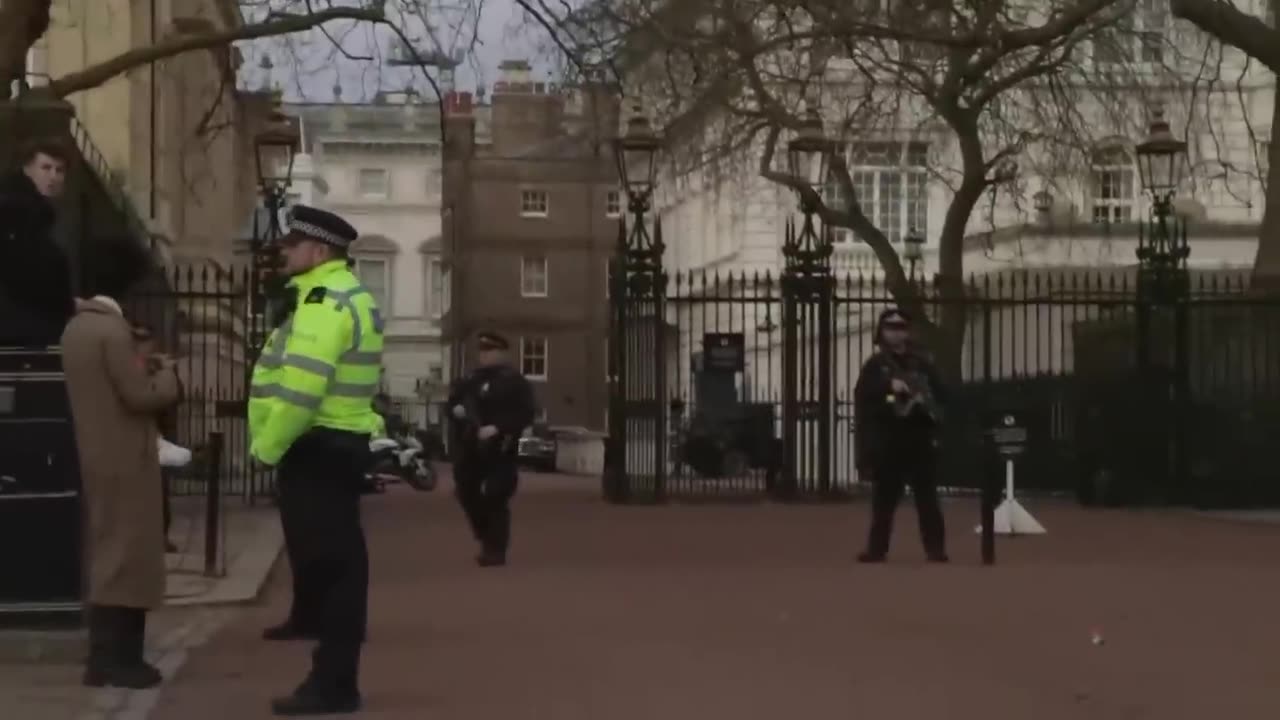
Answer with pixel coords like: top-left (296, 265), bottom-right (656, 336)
top-left (124, 608), bottom-right (164, 683)
top-left (263, 621), bottom-right (320, 641)
top-left (476, 549), bottom-right (506, 567)
top-left (82, 606), bottom-right (162, 689)
top-left (271, 688), bottom-right (362, 716)
top-left (272, 652), bottom-right (362, 716)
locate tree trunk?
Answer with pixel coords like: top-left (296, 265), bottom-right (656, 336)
top-left (1251, 92), bottom-right (1280, 292)
top-left (0, 0), bottom-right (50, 96)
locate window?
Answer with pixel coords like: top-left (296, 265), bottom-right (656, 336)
top-left (521, 255), bottom-right (548, 297)
top-left (1090, 147), bottom-right (1136, 223)
top-left (358, 168), bottom-right (389, 198)
top-left (520, 336), bottom-right (548, 379)
top-left (520, 189), bottom-right (549, 217)
top-left (606, 189), bottom-right (622, 217)
top-left (354, 258), bottom-right (390, 309)
top-left (822, 179), bottom-right (854, 243)
top-left (428, 259), bottom-right (448, 317)
top-left (1091, 0), bottom-right (1168, 66)
top-left (846, 142), bottom-right (929, 244)
top-left (1260, 140), bottom-right (1271, 177)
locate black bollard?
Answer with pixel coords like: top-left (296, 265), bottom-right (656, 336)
top-left (980, 464), bottom-right (997, 565)
top-left (203, 432), bottom-right (225, 578)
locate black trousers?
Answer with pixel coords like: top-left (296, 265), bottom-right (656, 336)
top-left (864, 448), bottom-right (946, 557)
top-left (276, 429), bottom-right (370, 694)
top-left (455, 457), bottom-right (519, 554)
top-left (161, 470), bottom-right (172, 537)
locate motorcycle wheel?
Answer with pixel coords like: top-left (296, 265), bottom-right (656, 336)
top-left (403, 460), bottom-right (437, 492)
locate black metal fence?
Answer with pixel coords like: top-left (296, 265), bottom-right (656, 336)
top-left (607, 265), bottom-right (1280, 509)
top-left (125, 264), bottom-right (273, 503)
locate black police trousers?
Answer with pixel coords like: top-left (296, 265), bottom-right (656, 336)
top-left (455, 457), bottom-right (519, 554)
top-left (864, 444), bottom-right (946, 558)
top-left (276, 429), bottom-right (370, 694)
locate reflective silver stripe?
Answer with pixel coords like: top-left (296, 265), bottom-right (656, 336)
top-left (283, 355), bottom-right (336, 378)
top-left (258, 318), bottom-right (294, 367)
top-left (250, 384), bottom-right (323, 409)
top-left (329, 286), bottom-right (376, 351)
top-left (329, 381), bottom-right (380, 398)
top-left (340, 349), bottom-right (381, 365)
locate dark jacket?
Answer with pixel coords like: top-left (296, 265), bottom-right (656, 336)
top-left (447, 365), bottom-right (536, 463)
top-left (853, 349), bottom-right (946, 469)
top-left (0, 171), bottom-right (74, 345)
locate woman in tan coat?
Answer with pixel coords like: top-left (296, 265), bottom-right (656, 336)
top-left (61, 237), bottom-right (180, 689)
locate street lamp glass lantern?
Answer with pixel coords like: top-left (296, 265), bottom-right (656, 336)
top-left (787, 108), bottom-right (833, 190)
top-left (255, 98), bottom-right (300, 190)
top-left (903, 228), bottom-right (925, 262)
top-left (614, 109), bottom-right (661, 198)
top-left (1135, 109), bottom-right (1187, 197)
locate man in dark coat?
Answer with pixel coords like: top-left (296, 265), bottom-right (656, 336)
top-left (0, 137), bottom-right (75, 345)
top-left (854, 308), bottom-right (949, 564)
top-left (448, 331), bottom-right (536, 567)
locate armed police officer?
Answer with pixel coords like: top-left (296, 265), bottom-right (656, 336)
top-left (247, 205), bottom-right (383, 716)
top-left (448, 331), bottom-right (536, 567)
top-left (854, 308), bottom-right (949, 564)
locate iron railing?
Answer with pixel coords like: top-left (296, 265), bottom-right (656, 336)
top-left (608, 266), bottom-right (1280, 508)
top-left (126, 264), bottom-right (274, 504)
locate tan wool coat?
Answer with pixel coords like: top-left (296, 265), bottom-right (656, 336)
top-left (61, 300), bottom-right (180, 609)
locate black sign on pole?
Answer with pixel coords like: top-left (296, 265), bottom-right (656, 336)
top-left (981, 410), bottom-right (1029, 565)
top-left (703, 333), bottom-right (745, 373)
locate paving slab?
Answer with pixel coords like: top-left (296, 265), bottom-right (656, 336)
top-left (0, 497), bottom-right (282, 720)
top-left (150, 470), bottom-right (1280, 720)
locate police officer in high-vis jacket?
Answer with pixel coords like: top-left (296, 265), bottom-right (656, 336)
top-left (247, 205), bottom-right (383, 716)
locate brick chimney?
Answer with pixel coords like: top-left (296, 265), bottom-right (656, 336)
top-left (490, 59), bottom-right (563, 156)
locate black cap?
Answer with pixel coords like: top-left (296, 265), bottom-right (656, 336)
top-left (475, 331), bottom-right (509, 350)
top-left (281, 204), bottom-right (359, 248)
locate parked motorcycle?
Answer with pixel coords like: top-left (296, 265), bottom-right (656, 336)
top-left (364, 433), bottom-right (437, 493)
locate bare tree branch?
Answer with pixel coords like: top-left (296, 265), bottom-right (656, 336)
top-left (41, 5), bottom-right (386, 99)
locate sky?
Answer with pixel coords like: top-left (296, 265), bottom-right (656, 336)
top-left (238, 0), bottom-right (560, 104)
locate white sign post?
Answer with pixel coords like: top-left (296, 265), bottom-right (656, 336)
top-left (975, 414), bottom-right (1046, 536)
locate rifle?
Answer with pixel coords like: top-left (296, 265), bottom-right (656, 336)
top-left (453, 378), bottom-right (516, 457)
top-left (880, 351), bottom-right (942, 424)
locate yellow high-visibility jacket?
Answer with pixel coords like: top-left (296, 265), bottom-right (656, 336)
top-left (248, 259), bottom-right (384, 465)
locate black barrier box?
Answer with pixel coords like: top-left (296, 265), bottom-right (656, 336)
top-left (0, 349), bottom-right (83, 621)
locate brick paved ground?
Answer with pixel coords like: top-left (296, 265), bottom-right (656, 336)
top-left (153, 470), bottom-right (1280, 720)
top-left (0, 607), bottom-right (233, 720)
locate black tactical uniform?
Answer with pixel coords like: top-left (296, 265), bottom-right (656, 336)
top-left (448, 332), bottom-right (536, 567)
top-left (854, 309), bottom-right (948, 563)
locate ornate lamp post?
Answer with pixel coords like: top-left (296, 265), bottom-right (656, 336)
top-left (784, 107), bottom-right (838, 272)
top-left (780, 107), bottom-right (840, 498)
top-left (1133, 107), bottom-right (1191, 503)
top-left (1134, 107), bottom-right (1190, 295)
top-left (787, 108), bottom-right (836, 215)
top-left (903, 228), bottom-right (925, 282)
top-left (607, 105), bottom-right (664, 502)
top-left (251, 95), bottom-right (299, 326)
top-left (615, 108), bottom-right (661, 221)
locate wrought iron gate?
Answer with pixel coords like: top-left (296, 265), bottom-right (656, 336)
top-left (605, 214), bottom-right (1280, 507)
